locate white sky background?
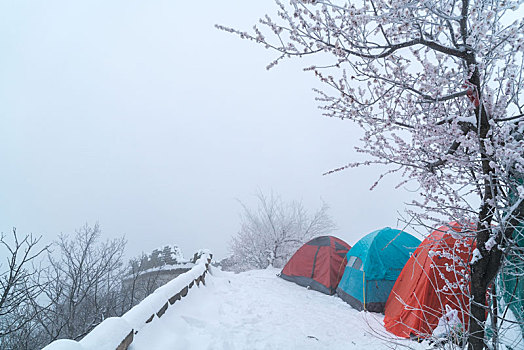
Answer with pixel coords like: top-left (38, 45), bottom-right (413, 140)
top-left (0, 0), bottom-right (419, 260)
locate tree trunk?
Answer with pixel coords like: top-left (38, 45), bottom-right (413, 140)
top-left (469, 215), bottom-right (524, 349)
top-left (468, 66), bottom-right (495, 350)
top-left (469, 262), bottom-right (489, 349)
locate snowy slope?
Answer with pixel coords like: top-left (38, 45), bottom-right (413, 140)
top-left (129, 268), bottom-right (428, 350)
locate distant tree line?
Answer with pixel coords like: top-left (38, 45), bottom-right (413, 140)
top-left (0, 224), bottom-right (195, 350)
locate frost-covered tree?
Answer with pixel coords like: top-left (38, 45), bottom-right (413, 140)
top-left (229, 192), bottom-right (336, 271)
top-left (33, 223), bottom-right (126, 345)
top-left (0, 229), bottom-right (46, 350)
top-left (219, 0), bottom-right (524, 348)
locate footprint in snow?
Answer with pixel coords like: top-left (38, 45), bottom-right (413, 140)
top-left (180, 315), bottom-right (208, 329)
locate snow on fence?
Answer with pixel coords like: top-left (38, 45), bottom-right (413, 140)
top-left (42, 251), bottom-right (213, 350)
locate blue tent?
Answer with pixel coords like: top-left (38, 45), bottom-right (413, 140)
top-left (336, 227), bottom-right (421, 313)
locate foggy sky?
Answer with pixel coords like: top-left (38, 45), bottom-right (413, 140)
top-left (0, 0), bottom-right (420, 260)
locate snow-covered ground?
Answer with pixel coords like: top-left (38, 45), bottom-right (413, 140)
top-left (130, 267), bottom-right (428, 350)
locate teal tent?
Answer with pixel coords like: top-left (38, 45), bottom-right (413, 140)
top-left (336, 227), bottom-right (421, 313)
top-left (499, 227), bottom-right (524, 339)
top-left (498, 176), bottom-right (524, 339)
top-left (498, 224), bottom-right (524, 342)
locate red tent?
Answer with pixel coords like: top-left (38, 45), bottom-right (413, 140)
top-left (279, 236), bottom-right (351, 295)
top-left (383, 223), bottom-right (474, 338)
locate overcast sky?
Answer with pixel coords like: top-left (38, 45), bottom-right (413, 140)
top-left (0, 0), bottom-right (420, 260)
